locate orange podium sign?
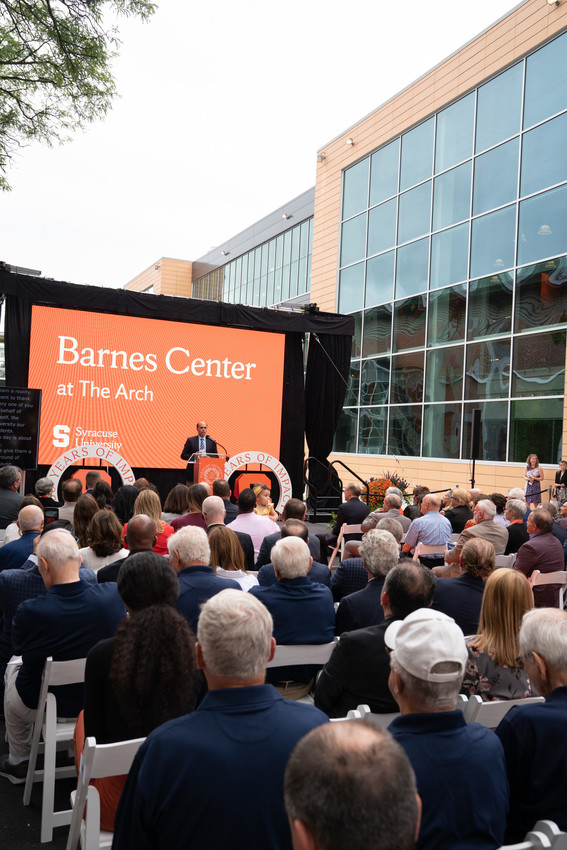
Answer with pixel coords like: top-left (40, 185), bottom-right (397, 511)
top-left (194, 455), bottom-right (227, 488)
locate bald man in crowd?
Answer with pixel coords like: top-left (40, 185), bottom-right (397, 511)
top-left (0, 505), bottom-right (44, 572)
top-left (402, 494), bottom-right (452, 567)
top-left (97, 515), bottom-right (157, 583)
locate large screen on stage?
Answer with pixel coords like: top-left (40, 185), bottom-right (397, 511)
top-left (29, 306), bottom-right (285, 468)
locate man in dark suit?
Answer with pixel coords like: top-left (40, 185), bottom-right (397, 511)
top-left (180, 421), bottom-right (218, 483)
top-left (257, 520), bottom-right (330, 588)
top-left (317, 483), bottom-right (369, 564)
top-left (432, 537), bottom-right (493, 635)
top-left (514, 510), bottom-right (565, 607)
top-left (0, 465), bottom-right (22, 530)
top-left (212, 478), bottom-right (237, 524)
top-left (314, 561), bottom-right (435, 717)
top-left (256, 499), bottom-right (320, 567)
top-left (0, 506), bottom-right (44, 572)
top-left (202, 495), bottom-right (254, 571)
top-left (97, 515), bottom-right (157, 583)
top-left (335, 529), bottom-right (400, 635)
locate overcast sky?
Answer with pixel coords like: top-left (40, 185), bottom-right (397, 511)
top-left (0, 0), bottom-right (519, 289)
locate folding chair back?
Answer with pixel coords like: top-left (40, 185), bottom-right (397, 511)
top-left (327, 524), bottom-right (363, 570)
top-left (266, 641), bottom-right (337, 668)
top-left (529, 570), bottom-right (567, 608)
top-left (23, 656), bottom-right (86, 843)
top-left (412, 542), bottom-right (448, 561)
top-left (463, 693), bottom-right (544, 728)
top-left (495, 554), bottom-right (517, 568)
top-left (66, 736), bottom-right (145, 850)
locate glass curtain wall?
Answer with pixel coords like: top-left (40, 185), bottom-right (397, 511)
top-left (336, 32), bottom-right (567, 464)
top-left (192, 218), bottom-right (313, 308)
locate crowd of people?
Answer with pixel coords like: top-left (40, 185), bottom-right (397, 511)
top-left (0, 461), bottom-right (566, 848)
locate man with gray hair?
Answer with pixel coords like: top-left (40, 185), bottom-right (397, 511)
top-left (387, 608), bottom-right (508, 850)
top-left (335, 529), bottom-right (400, 635)
top-left (285, 721), bottom-right (420, 850)
top-left (505, 498), bottom-right (529, 554)
top-left (0, 465), bottom-right (22, 530)
top-left (202, 494), bottom-right (254, 571)
top-left (373, 491), bottom-right (411, 533)
top-left (113, 589), bottom-right (327, 850)
top-left (402, 494), bottom-right (452, 567)
top-left (0, 528), bottom-right (124, 783)
top-left (445, 498), bottom-right (508, 565)
top-left (496, 608), bottom-right (567, 842)
top-left (250, 536), bottom-right (335, 698)
top-left (0, 505), bottom-right (44, 572)
top-left (34, 476), bottom-right (62, 509)
top-left (169, 525), bottom-right (241, 632)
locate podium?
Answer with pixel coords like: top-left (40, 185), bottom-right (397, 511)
top-left (193, 454), bottom-right (227, 487)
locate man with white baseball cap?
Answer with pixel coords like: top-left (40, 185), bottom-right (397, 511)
top-left (386, 609), bottom-right (509, 850)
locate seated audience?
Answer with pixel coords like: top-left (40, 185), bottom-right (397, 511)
top-left (79, 510), bottom-right (128, 573)
top-left (124, 489), bottom-right (174, 556)
top-left (171, 483), bottom-right (208, 532)
top-left (58, 477), bottom-right (83, 524)
top-left (330, 555), bottom-right (368, 602)
top-left (317, 482), bottom-right (369, 563)
top-left (387, 609), bottom-right (509, 850)
top-left (491, 492), bottom-right (510, 527)
top-left (76, 551), bottom-right (200, 832)
top-left (504, 499), bottom-right (529, 554)
top-left (442, 488), bottom-right (472, 533)
top-left (556, 501), bottom-right (567, 531)
top-left (112, 589), bottom-right (327, 850)
top-left (462, 568), bottom-right (534, 701)
top-left (34, 476), bottom-right (62, 509)
top-left (73, 493), bottom-right (99, 548)
top-left (496, 608), bottom-right (567, 841)
top-left (161, 484), bottom-right (190, 523)
top-left (85, 470), bottom-right (101, 493)
top-left (404, 485), bottom-right (430, 521)
top-left (445, 499), bottom-right (508, 566)
top-left (212, 478), bottom-right (238, 524)
top-left (250, 537), bottom-right (335, 699)
top-left (370, 492), bottom-right (411, 532)
top-left (253, 483), bottom-right (279, 522)
top-left (0, 505), bottom-right (44, 572)
top-left (256, 498), bottom-right (321, 566)
top-left (0, 465), bottom-right (24, 530)
top-left (98, 515), bottom-right (158, 584)
top-left (539, 501), bottom-right (567, 547)
top-left (1, 495), bottom-right (43, 546)
top-left (315, 560), bottom-right (435, 717)
top-left (508, 488), bottom-right (530, 525)
top-left (227, 487), bottom-right (279, 559)
top-left (284, 722), bottom-right (420, 850)
top-left (169, 526), bottom-right (241, 632)
top-left (202, 494), bottom-right (254, 571)
top-left (335, 529), bottom-right (399, 635)
top-left (257, 519), bottom-right (330, 588)
top-left (402, 494), bottom-right (452, 567)
top-left (208, 524), bottom-right (258, 590)
top-left (113, 485), bottom-right (139, 525)
top-left (514, 509), bottom-right (565, 606)
top-left (432, 538), bottom-right (494, 636)
top-left (92, 480), bottom-right (114, 511)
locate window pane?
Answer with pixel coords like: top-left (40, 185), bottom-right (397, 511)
top-left (518, 184), bottom-right (567, 267)
top-left (366, 252), bottom-right (395, 307)
top-left (430, 223), bottom-right (469, 289)
top-left (423, 403), bottom-right (462, 459)
top-left (524, 32), bottom-right (567, 129)
top-left (363, 305), bottom-right (392, 357)
top-left (468, 273), bottom-right (513, 339)
top-left (435, 93), bottom-right (474, 172)
top-left (522, 113), bottom-right (567, 199)
top-left (476, 63), bottom-right (523, 152)
top-left (359, 407), bottom-right (388, 454)
top-left (391, 352), bottom-right (424, 404)
top-left (512, 330), bottom-right (566, 398)
top-left (463, 401), bottom-right (508, 462)
top-left (515, 256), bottom-right (567, 333)
top-left (339, 263), bottom-right (365, 313)
top-left (360, 358), bottom-right (390, 405)
top-left (465, 339), bottom-right (510, 400)
top-left (400, 118), bottom-right (434, 191)
top-left (343, 158), bottom-right (369, 219)
top-left (333, 409), bottom-right (358, 453)
top-left (370, 140), bottom-right (399, 205)
top-left (340, 213), bottom-right (367, 267)
top-left (368, 199), bottom-right (397, 256)
top-left (473, 138), bottom-right (519, 216)
top-left (433, 161), bottom-right (471, 230)
top-left (344, 361), bottom-right (361, 406)
top-left (425, 346), bottom-right (464, 402)
top-left (351, 311), bottom-right (363, 357)
top-left (395, 238), bottom-right (429, 299)
top-left (388, 405), bottom-right (422, 457)
top-left (428, 284), bottom-right (467, 346)
top-left (470, 205), bottom-right (516, 278)
top-left (393, 295), bottom-right (426, 352)
top-left (510, 398), bottom-right (563, 464)
top-left (398, 181), bottom-right (431, 244)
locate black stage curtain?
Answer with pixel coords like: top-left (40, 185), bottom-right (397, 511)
top-left (1, 270), bottom-right (353, 501)
top-left (304, 332), bottom-right (351, 506)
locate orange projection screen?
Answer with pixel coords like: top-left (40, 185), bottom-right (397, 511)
top-left (29, 306), bottom-right (285, 468)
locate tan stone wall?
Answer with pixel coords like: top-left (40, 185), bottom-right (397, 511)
top-left (124, 258), bottom-right (193, 297)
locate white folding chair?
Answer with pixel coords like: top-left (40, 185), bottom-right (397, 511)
top-left (529, 570), bottom-right (567, 608)
top-left (23, 656), bottom-right (86, 842)
top-left (267, 641), bottom-right (337, 703)
top-left (367, 711), bottom-right (401, 727)
top-left (495, 835), bottom-right (551, 849)
top-left (328, 524), bottom-right (362, 570)
top-left (463, 693), bottom-right (544, 728)
top-left (532, 821), bottom-right (567, 849)
top-left (412, 542), bottom-right (448, 561)
top-left (495, 554), bottom-right (517, 568)
top-left (66, 736), bottom-right (146, 850)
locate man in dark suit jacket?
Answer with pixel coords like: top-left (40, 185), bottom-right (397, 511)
top-left (515, 510), bottom-right (565, 607)
top-left (330, 558), bottom-right (368, 601)
top-left (432, 537), bottom-right (492, 635)
top-left (0, 506), bottom-right (44, 573)
top-left (256, 498), bottom-right (320, 567)
top-left (0, 465), bottom-right (22, 530)
top-left (202, 495), bottom-right (254, 571)
top-left (212, 479), bottom-right (238, 524)
top-left (256, 519), bottom-right (330, 588)
top-left (314, 561), bottom-right (436, 717)
top-left (98, 515), bottom-right (157, 583)
top-left (180, 421), bottom-right (218, 483)
top-left (317, 483), bottom-right (369, 564)
top-left (335, 529), bottom-right (400, 635)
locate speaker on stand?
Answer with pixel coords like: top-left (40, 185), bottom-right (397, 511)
top-left (470, 408), bottom-right (481, 489)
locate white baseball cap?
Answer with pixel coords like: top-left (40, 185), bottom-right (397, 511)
top-left (384, 608), bottom-right (467, 683)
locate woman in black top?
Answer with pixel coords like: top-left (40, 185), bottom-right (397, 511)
top-left (442, 487), bottom-right (473, 533)
top-left (554, 460), bottom-right (567, 507)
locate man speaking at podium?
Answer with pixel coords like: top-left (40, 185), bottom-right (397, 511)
top-left (181, 421), bottom-right (218, 483)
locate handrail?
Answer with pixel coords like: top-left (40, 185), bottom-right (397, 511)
top-left (304, 457), bottom-right (343, 522)
top-left (329, 460), bottom-right (369, 504)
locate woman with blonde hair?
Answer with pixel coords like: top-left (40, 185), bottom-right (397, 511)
top-left (122, 489), bottom-right (174, 555)
top-left (208, 525), bottom-right (258, 590)
top-left (525, 453), bottom-right (544, 506)
top-left (461, 568), bottom-right (535, 701)
top-left (442, 487), bottom-right (473, 533)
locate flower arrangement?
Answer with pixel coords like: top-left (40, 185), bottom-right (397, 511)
top-left (367, 470), bottom-right (410, 510)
